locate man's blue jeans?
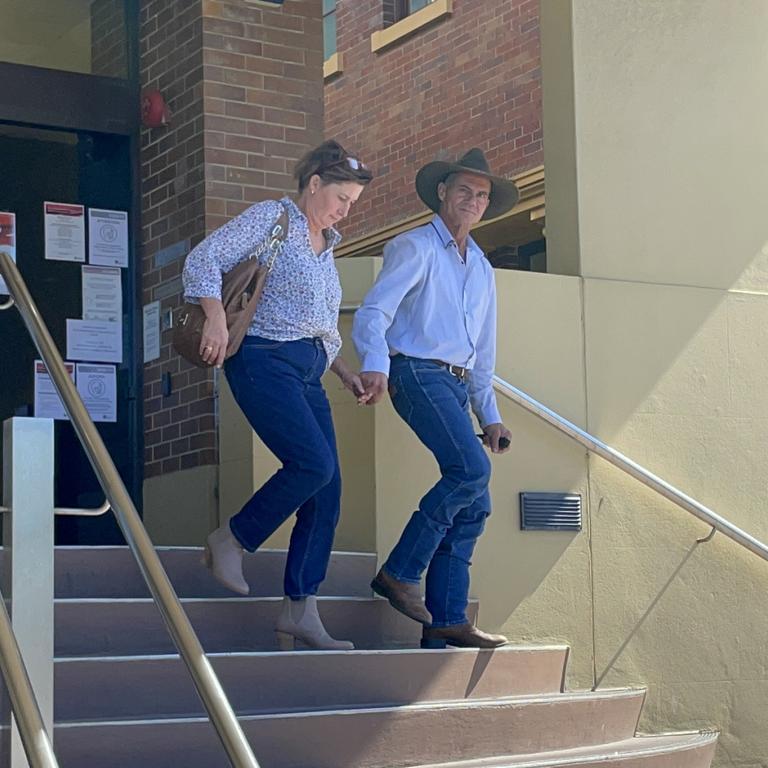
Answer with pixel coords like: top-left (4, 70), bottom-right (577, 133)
top-left (224, 336), bottom-right (341, 599)
top-left (384, 355), bottom-right (492, 627)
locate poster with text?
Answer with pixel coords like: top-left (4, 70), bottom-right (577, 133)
top-left (34, 360), bottom-right (76, 420)
top-left (76, 363), bottom-right (117, 422)
top-left (0, 211), bottom-right (16, 295)
top-left (82, 265), bottom-right (122, 322)
top-left (88, 208), bottom-right (129, 268)
top-left (45, 202), bottom-right (85, 262)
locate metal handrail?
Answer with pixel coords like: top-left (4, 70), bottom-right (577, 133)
top-left (55, 500), bottom-right (111, 517)
top-left (0, 590), bottom-right (59, 767)
top-left (492, 374), bottom-right (768, 562)
top-left (0, 252), bottom-right (260, 767)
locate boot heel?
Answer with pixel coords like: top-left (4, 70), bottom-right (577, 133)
top-left (420, 637), bottom-right (447, 649)
top-left (276, 631), bottom-right (296, 651)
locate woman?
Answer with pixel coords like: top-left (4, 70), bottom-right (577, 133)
top-left (182, 140), bottom-right (373, 650)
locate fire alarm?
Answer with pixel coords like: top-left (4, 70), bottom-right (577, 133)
top-left (141, 89), bottom-right (171, 128)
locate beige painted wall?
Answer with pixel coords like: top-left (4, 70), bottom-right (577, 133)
top-left (538, 2), bottom-right (768, 765)
top-left (143, 465), bottom-right (217, 546)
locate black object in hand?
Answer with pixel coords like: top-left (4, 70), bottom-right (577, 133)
top-left (476, 433), bottom-right (510, 450)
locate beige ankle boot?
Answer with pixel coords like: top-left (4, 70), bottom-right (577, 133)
top-left (275, 596), bottom-right (354, 651)
top-left (202, 524), bottom-right (249, 595)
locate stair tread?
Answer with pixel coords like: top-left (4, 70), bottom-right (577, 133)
top-left (405, 733), bottom-right (719, 767)
top-left (55, 688), bottom-right (646, 726)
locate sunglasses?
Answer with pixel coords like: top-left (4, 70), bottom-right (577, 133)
top-left (322, 156), bottom-right (369, 172)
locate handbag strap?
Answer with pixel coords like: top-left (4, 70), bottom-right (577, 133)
top-left (247, 202), bottom-right (290, 273)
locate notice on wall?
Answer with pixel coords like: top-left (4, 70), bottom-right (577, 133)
top-left (45, 202), bottom-right (85, 262)
top-left (76, 363), bottom-right (117, 422)
top-left (34, 360), bottom-right (76, 421)
top-left (0, 211), bottom-right (16, 295)
top-left (88, 208), bottom-right (129, 268)
top-left (143, 300), bottom-right (161, 363)
top-left (66, 319), bottom-right (123, 363)
top-left (82, 265), bottom-right (122, 322)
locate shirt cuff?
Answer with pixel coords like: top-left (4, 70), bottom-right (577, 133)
top-left (477, 402), bottom-right (502, 429)
top-left (361, 353), bottom-right (392, 376)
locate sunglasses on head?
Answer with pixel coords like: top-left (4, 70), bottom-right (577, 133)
top-left (322, 155), bottom-right (368, 172)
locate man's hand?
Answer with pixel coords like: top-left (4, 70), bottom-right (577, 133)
top-left (482, 423), bottom-right (512, 454)
top-left (360, 371), bottom-right (388, 405)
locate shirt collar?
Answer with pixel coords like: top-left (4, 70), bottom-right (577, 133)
top-left (429, 214), bottom-right (483, 261)
top-left (281, 196), bottom-right (342, 249)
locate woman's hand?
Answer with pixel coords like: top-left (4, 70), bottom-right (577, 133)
top-left (199, 298), bottom-right (228, 368)
top-left (331, 358), bottom-right (373, 404)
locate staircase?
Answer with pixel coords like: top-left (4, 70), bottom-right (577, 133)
top-left (29, 547), bottom-right (718, 766)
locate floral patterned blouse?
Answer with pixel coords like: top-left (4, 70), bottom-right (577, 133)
top-left (182, 196), bottom-right (343, 364)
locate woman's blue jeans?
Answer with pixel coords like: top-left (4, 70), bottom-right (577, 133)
top-left (384, 355), bottom-right (492, 627)
top-left (224, 336), bottom-right (341, 599)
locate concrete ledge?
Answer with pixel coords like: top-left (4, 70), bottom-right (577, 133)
top-left (323, 52), bottom-right (343, 80)
top-left (371, 0), bottom-right (452, 54)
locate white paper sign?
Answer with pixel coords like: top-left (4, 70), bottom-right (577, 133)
top-left (143, 301), bottom-right (161, 363)
top-left (34, 360), bottom-right (75, 420)
top-left (45, 202), bottom-right (85, 262)
top-left (82, 265), bottom-right (122, 322)
top-left (0, 211), bottom-right (16, 295)
top-left (66, 319), bottom-right (123, 363)
top-left (88, 208), bottom-right (129, 268)
top-left (76, 363), bottom-right (117, 422)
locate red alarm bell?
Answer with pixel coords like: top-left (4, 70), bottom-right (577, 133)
top-left (141, 89), bottom-right (171, 128)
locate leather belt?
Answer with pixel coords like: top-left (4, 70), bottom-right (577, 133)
top-left (432, 360), bottom-right (467, 380)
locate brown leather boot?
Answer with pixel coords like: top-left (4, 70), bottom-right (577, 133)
top-left (371, 569), bottom-right (432, 625)
top-left (421, 623), bottom-right (508, 649)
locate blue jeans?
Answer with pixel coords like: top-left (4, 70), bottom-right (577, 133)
top-left (224, 336), bottom-right (341, 599)
top-left (384, 355), bottom-right (492, 627)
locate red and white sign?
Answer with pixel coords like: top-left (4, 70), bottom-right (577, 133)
top-left (44, 201), bottom-right (85, 262)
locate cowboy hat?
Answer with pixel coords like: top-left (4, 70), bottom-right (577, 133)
top-left (415, 147), bottom-right (519, 220)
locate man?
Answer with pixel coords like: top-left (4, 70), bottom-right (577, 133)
top-left (352, 148), bottom-right (517, 649)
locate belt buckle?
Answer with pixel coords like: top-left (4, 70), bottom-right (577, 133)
top-left (449, 364), bottom-right (465, 380)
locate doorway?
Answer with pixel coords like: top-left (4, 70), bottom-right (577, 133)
top-left (0, 123), bottom-right (140, 543)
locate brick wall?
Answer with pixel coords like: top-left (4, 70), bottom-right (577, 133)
top-left (91, 0), bottom-right (128, 78)
top-left (140, 0), bottom-right (323, 480)
top-left (325, 0), bottom-right (542, 239)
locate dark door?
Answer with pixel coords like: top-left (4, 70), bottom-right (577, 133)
top-left (0, 125), bottom-right (140, 543)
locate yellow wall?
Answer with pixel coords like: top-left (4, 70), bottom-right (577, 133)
top-left (537, 2), bottom-right (768, 764)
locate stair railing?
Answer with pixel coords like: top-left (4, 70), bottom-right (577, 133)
top-left (491, 374), bottom-right (768, 561)
top-left (0, 252), bottom-right (261, 767)
top-left (0, 589), bottom-right (59, 768)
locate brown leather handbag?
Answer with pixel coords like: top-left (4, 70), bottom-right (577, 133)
top-left (172, 204), bottom-right (289, 368)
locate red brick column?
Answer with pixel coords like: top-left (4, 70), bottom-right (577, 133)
top-left (140, 0), bottom-right (323, 480)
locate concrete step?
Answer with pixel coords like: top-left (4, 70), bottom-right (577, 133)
top-left (43, 546), bottom-right (377, 599)
top-left (54, 596), bottom-right (477, 655)
top-left (405, 732), bottom-right (718, 767)
top-left (53, 689), bottom-right (646, 768)
top-left (54, 645), bottom-right (568, 721)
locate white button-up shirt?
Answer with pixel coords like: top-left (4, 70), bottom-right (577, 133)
top-left (352, 215), bottom-right (501, 427)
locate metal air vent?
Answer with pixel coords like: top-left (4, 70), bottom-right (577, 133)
top-left (520, 492), bottom-right (582, 532)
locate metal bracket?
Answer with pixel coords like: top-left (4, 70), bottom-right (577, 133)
top-left (696, 526), bottom-right (717, 544)
top-left (0, 296), bottom-right (14, 310)
top-left (54, 500), bottom-right (110, 517)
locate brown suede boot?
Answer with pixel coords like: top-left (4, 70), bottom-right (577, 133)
top-left (421, 623), bottom-right (508, 649)
top-left (371, 569), bottom-right (432, 625)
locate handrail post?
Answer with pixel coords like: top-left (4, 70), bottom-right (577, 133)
top-left (2, 418), bottom-right (55, 768)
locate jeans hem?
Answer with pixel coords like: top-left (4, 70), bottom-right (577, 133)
top-left (381, 564), bottom-right (421, 585)
top-left (427, 618), bottom-right (469, 628)
top-left (229, 517), bottom-right (257, 553)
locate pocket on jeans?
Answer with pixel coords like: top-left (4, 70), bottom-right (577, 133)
top-left (389, 375), bottom-right (413, 421)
